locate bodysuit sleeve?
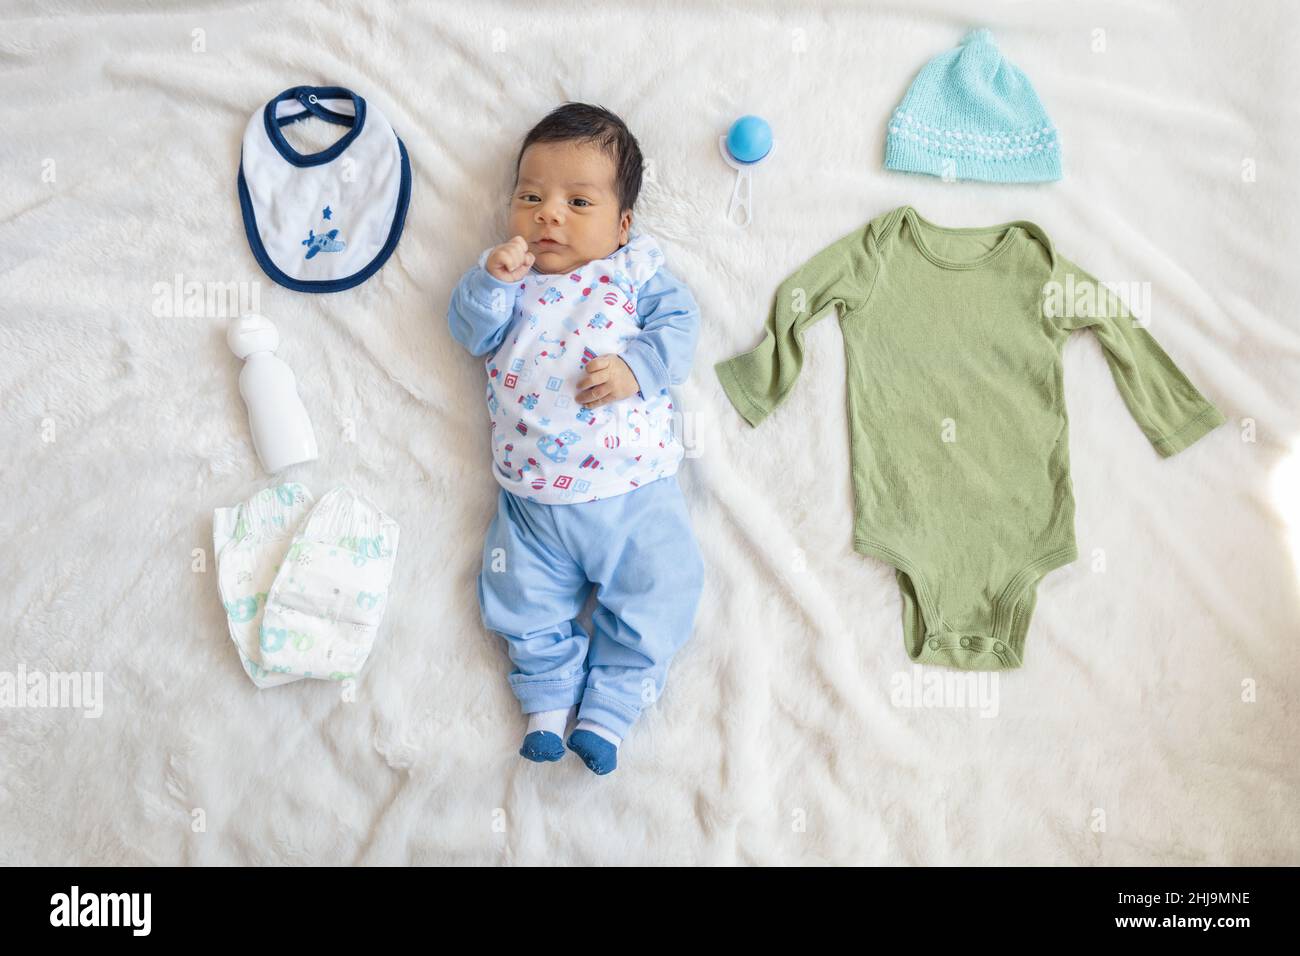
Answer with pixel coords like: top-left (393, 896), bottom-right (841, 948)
top-left (621, 267), bottom-right (701, 398)
top-left (715, 224), bottom-right (880, 426)
top-left (447, 259), bottom-right (522, 357)
top-left (1049, 254), bottom-right (1226, 457)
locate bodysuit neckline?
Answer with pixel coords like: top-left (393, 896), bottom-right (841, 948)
top-left (901, 206), bottom-right (1024, 270)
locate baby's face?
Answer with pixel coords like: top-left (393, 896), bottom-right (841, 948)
top-left (510, 141), bottom-right (632, 275)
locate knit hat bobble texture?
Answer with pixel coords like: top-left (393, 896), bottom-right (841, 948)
top-left (885, 28), bottom-right (1061, 183)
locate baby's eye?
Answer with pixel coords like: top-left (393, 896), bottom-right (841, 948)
top-left (570, 198), bottom-right (591, 208)
top-left (518, 193), bottom-right (541, 203)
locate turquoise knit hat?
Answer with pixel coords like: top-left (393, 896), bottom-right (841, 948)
top-left (885, 28), bottom-right (1061, 183)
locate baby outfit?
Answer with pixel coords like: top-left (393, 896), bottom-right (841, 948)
top-left (214, 483), bottom-right (400, 687)
top-left (473, 234), bottom-right (683, 502)
top-left (716, 205), bottom-right (1225, 670)
top-left (448, 233), bottom-right (704, 749)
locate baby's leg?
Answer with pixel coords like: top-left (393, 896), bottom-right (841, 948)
top-left (479, 488), bottom-right (590, 762)
top-left (566, 476), bottom-right (705, 774)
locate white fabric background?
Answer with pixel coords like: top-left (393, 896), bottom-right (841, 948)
top-left (1, 0), bottom-right (1296, 865)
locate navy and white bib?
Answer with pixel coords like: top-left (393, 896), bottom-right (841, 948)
top-left (237, 85), bottom-right (411, 293)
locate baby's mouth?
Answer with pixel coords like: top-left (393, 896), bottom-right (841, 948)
top-left (534, 237), bottom-right (565, 249)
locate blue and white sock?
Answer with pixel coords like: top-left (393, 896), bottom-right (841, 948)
top-left (567, 720), bottom-right (622, 775)
top-left (519, 706), bottom-right (576, 762)
top-left (527, 706), bottom-right (576, 738)
top-left (574, 720), bottom-right (621, 747)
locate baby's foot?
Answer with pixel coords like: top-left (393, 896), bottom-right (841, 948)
top-left (519, 706), bottom-right (577, 763)
top-left (566, 720), bottom-right (622, 775)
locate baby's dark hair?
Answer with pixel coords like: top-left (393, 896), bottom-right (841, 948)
top-left (514, 102), bottom-right (643, 213)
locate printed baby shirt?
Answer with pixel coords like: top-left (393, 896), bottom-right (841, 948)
top-left (715, 205), bottom-right (1226, 671)
top-left (450, 233), bottom-right (691, 505)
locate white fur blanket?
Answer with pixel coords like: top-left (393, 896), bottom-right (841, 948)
top-left (1, 0), bottom-right (1297, 865)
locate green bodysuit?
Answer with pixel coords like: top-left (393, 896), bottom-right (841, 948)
top-left (715, 205), bottom-right (1225, 670)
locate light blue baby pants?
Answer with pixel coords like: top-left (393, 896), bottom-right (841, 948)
top-left (478, 474), bottom-right (704, 739)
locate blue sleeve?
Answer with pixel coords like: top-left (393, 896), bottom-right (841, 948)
top-left (621, 267), bottom-right (701, 397)
top-left (447, 262), bottom-right (520, 356)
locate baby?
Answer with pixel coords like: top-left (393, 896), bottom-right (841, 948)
top-left (447, 103), bottom-right (704, 775)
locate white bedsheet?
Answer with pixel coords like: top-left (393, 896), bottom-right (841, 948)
top-left (1, 0), bottom-right (1297, 865)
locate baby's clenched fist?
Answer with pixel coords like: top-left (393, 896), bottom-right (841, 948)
top-left (486, 235), bottom-right (535, 283)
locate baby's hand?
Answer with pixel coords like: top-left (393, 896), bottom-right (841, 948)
top-left (485, 235), bottom-right (535, 283)
top-left (576, 355), bottom-right (640, 409)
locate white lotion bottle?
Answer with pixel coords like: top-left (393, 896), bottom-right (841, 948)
top-left (228, 313), bottom-right (318, 473)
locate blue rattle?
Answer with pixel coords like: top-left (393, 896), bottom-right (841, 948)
top-left (718, 115), bottom-right (775, 228)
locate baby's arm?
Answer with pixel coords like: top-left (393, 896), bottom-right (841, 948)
top-left (447, 264), bottom-right (520, 356)
top-left (447, 238), bottom-right (535, 356)
top-left (620, 267), bottom-right (702, 396)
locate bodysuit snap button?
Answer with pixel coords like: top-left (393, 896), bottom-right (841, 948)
top-left (927, 638), bottom-right (940, 651)
top-left (960, 637), bottom-right (970, 648)
top-left (994, 642), bottom-right (1005, 653)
